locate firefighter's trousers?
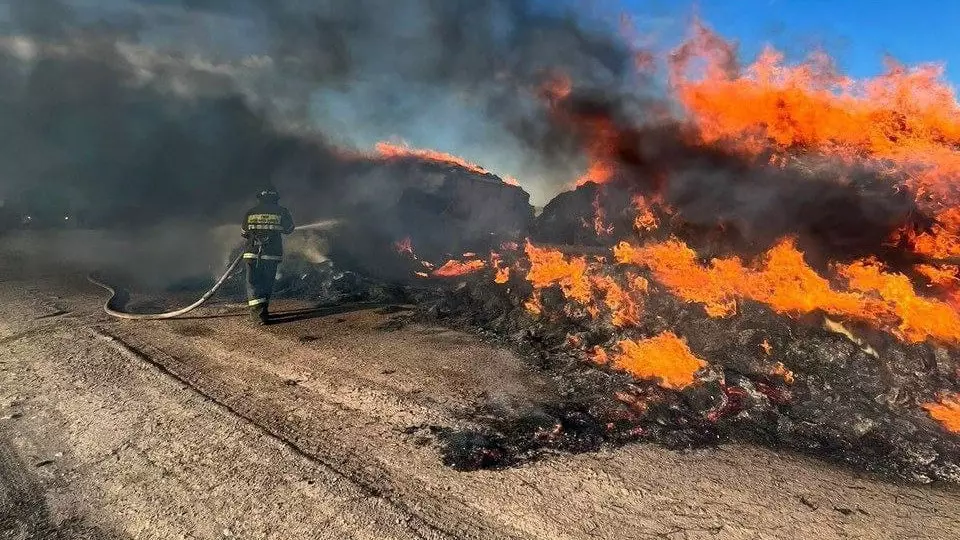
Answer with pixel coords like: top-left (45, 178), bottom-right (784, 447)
top-left (245, 258), bottom-right (280, 323)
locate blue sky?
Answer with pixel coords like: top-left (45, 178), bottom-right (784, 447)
top-left (624, 0), bottom-right (960, 83)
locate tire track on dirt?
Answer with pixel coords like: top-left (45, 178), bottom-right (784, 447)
top-left (92, 326), bottom-right (527, 540)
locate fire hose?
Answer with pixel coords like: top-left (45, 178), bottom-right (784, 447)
top-left (88, 221), bottom-right (338, 320)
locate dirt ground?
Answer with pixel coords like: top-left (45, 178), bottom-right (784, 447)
top-left (1, 264), bottom-right (959, 539)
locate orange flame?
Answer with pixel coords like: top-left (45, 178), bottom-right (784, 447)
top-left (671, 25), bottom-right (960, 260)
top-left (491, 252), bottom-right (511, 284)
top-left (609, 332), bottom-right (707, 390)
top-left (923, 394), bottom-right (960, 433)
top-left (840, 260), bottom-right (960, 343)
top-left (524, 241), bottom-right (648, 325)
top-left (524, 241), bottom-right (593, 305)
top-left (574, 116), bottom-right (619, 188)
top-left (577, 157), bottom-right (616, 187)
top-left (432, 259), bottom-right (486, 278)
top-left (590, 275), bottom-right (642, 328)
top-left (915, 264), bottom-right (959, 288)
top-left (585, 190), bottom-right (614, 236)
top-left (495, 266), bottom-right (511, 284)
top-left (525, 292), bottom-right (544, 316)
top-left (588, 345), bottom-right (609, 366)
top-left (375, 142), bottom-right (521, 187)
top-left (771, 362), bottom-right (795, 385)
top-left (632, 195), bottom-right (659, 232)
top-left (539, 72), bottom-right (620, 188)
top-left (615, 238), bottom-right (960, 344)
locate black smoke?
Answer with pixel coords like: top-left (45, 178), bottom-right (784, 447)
top-left (0, 0), bottom-right (928, 279)
top-left (0, 0), bottom-right (644, 230)
top-left (533, 88), bottom-right (926, 266)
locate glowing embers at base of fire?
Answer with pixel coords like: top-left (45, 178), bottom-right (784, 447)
top-left (429, 251), bottom-right (515, 280)
top-left (614, 238), bottom-right (960, 345)
top-left (433, 259), bottom-right (487, 277)
top-left (923, 394), bottom-right (960, 433)
top-left (591, 332), bottom-right (707, 391)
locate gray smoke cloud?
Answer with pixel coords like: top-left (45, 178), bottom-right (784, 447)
top-left (0, 0), bottom-right (654, 283)
top-left (0, 0), bottom-right (648, 224)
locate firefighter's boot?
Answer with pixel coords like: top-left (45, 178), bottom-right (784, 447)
top-left (250, 301), bottom-right (269, 326)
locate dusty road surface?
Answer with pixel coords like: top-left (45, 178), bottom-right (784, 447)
top-left (1, 266), bottom-right (960, 539)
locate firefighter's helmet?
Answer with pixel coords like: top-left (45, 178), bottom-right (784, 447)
top-left (257, 188), bottom-right (279, 202)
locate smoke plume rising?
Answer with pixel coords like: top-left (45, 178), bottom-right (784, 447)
top-left (0, 0), bottom-right (657, 282)
top-left (0, 0), bottom-right (930, 285)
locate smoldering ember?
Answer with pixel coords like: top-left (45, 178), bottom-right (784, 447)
top-left (2, 1), bottom-right (960, 539)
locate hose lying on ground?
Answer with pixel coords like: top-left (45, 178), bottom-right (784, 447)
top-left (88, 253), bottom-right (245, 320)
top-left (88, 220), bottom-right (339, 320)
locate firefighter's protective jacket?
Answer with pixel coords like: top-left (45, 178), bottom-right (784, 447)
top-left (241, 201), bottom-right (295, 261)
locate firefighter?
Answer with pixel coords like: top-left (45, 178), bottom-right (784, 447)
top-left (241, 188), bottom-right (295, 325)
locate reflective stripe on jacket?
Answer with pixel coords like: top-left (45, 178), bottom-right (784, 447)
top-left (241, 202), bottom-right (295, 259)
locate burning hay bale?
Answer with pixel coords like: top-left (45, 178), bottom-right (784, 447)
top-left (415, 240), bottom-right (960, 482)
top-left (263, 22), bottom-right (960, 484)
top-left (324, 154), bottom-right (534, 283)
top-left (386, 24), bottom-right (960, 483)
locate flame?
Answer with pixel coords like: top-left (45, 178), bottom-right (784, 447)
top-left (524, 241), bottom-right (593, 305)
top-left (771, 362), bottom-right (795, 385)
top-left (525, 292), bottom-right (544, 316)
top-left (915, 264), bottom-right (959, 288)
top-left (491, 252), bottom-right (511, 284)
top-left (590, 275), bottom-right (641, 328)
top-left (375, 141), bottom-right (521, 187)
top-left (632, 195), bottom-right (659, 232)
top-left (915, 264), bottom-right (960, 309)
top-left (588, 345), bottom-right (609, 366)
top-left (671, 25), bottom-right (960, 260)
top-left (609, 332), bottom-right (707, 390)
top-left (923, 394), bottom-right (960, 433)
top-left (523, 241), bottom-right (651, 325)
top-left (572, 114), bottom-right (620, 188)
top-left (432, 259), bottom-right (486, 277)
top-left (539, 72), bottom-right (620, 188)
top-left (577, 155), bottom-right (616, 187)
top-left (840, 260), bottom-right (960, 343)
top-left (401, 22), bottom-right (960, 394)
top-left (495, 266), bottom-right (511, 284)
top-left (585, 190), bottom-right (614, 236)
top-left (614, 238), bottom-right (960, 344)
